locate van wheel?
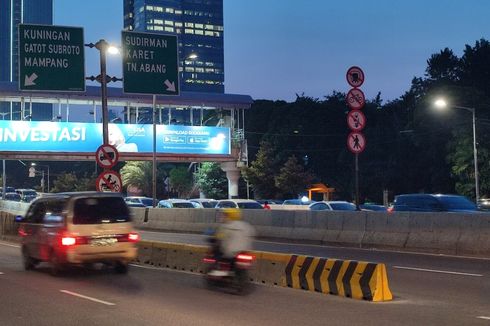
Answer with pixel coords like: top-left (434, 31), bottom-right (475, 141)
top-left (114, 262), bottom-right (128, 274)
top-left (49, 251), bottom-right (65, 277)
top-left (22, 247), bottom-right (35, 271)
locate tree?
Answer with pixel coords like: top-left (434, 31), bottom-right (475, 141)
top-left (242, 141), bottom-right (280, 199)
top-left (194, 162), bottom-right (227, 199)
top-left (169, 166), bottom-right (193, 198)
top-left (120, 161), bottom-right (153, 196)
top-left (275, 156), bottom-right (314, 198)
top-left (50, 173), bottom-right (79, 193)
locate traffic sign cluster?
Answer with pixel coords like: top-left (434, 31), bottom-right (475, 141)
top-left (346, 66), bottom-right (366, 154)
top-left (95, 144), bottom-right (122, 193)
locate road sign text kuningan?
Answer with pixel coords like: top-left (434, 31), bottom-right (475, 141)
top-left (18, 24), bottom-right (85, 92)
top-left (122, 31), bottom-right (179, 95)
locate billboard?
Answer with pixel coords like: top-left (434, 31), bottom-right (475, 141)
top-left (0, 121), bottom-right (231, 155)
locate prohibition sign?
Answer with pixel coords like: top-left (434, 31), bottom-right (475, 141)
top-left (347, 131), bottom-right (366, 154)
top-left (346, 88), bottom-right (366, 110)
top-left (346, 66), bottom-right (365, 88)
top-left (96, 170), bottom-right (122, 192)
top-left (95, 144), bottom-right (119, 169)
top-left (347, 110), bottom-right (366, 132)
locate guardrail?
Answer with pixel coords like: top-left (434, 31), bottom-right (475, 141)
top-left (1, 201), bottom-right (489, 257)
top-left (130, 207), bottom-right (490, 257)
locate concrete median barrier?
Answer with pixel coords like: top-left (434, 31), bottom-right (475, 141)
top-left (284, 254), bottom-right (392, 301)
top-left (134, 240), bottom-right (393, 302)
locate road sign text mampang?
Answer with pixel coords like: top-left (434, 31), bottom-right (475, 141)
top-left (19, 24), bottom-right (85, 91)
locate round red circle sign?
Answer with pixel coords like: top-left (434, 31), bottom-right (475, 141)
top-left (347, 131), bottom-right (366, 154)
top-left (347, 110), bottom-right (366, 132)
top-left (95, 144), bottom-right (119, 169)
top-left (346, 88), bottom-right (366, 110)
top-left (346, 66), bottom-right (365, 88)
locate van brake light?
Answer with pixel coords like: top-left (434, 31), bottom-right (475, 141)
top-left (128, 232), bottom-right (140, 242)
top-left (61, 236), bottom-right (76, 246)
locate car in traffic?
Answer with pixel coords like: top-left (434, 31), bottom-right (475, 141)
top-left (157, 199), bottom-right (196, 208)
top-left (359, 204), bottom-right (388, 212)
top-left (3, 192), bottom-right (21, 202)
top-left (16, 192), bottom-right (139, 275)
top-left (282, 198), bottom-right (315, 206)
top-left (392, 194), bottom-right (477, 212)
top-left (189, 198), bottom-right (218, 208)
top-left (16, 189), bottom-right (38, 203)
top-left (308, 201), bottom-right (358, 211)
top-left (215, 199), bottom-right (264, 209)
top-left (125, 196), bottom-right (154, 207)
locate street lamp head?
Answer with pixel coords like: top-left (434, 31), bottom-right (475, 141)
top-left (107, 45), bottom-right (120, 55)
top-left (434, 98), bottom-right (448, 110)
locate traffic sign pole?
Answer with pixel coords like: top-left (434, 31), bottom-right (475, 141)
top-left (346, 66), bottom-right (366, 207)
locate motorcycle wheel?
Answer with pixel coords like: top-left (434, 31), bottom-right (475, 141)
top-left (232, 269), bottom-right (250, 295)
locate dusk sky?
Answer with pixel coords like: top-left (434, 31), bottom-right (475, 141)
top-left (55, 0), bottom-right (490, 103)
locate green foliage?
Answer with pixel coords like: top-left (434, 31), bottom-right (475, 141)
top-left (169, 166), bottom-right (193, 198)
top-left (120, 161), bottom-right (153, 196)
top-left (275, 156), bottom-right (314, 198)
top-left (242, 141), bottom-right (280, 198)
top-left (50, 173), bottom-right (79, 193)
top-left (194, 162), bottom-right (227, 199)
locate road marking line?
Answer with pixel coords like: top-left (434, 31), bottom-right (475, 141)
top-left (477, 316), bottom-right (490, 320)
top-left (393, 266), bottom-right (483, 277)
top-left (60, 290), bottom-right (115, 306)
top-left (0, 241), bottom-right (20, 248)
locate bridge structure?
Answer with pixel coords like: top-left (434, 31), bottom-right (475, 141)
top-left (0, 81), bottom-right (253, 197)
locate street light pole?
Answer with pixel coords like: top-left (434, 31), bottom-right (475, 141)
top-left (98, 40), bottom-right (110, 145)
top-left (434, 99), bottom-right (479, 203)
top-left (85, 40), bottom-right (122, 146)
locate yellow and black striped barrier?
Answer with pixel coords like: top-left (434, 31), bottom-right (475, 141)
top-left (285, 255), bottom-right (392, 301)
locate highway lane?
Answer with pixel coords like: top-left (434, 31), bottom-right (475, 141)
top-left (0, 241), bottom-right (489, 325)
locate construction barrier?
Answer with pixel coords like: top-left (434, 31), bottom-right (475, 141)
top-left (134, 241), bottom-right (393, 302)
top-left (284, 254), bottom-right (392, 302)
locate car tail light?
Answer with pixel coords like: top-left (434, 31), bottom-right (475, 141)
top-left (61, 236), bottom-right (77, 246)
top-left (128, 232), bottom-right (140, 242)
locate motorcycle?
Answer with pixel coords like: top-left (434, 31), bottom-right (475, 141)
top-left (202, 249), bottom-right (255, 294)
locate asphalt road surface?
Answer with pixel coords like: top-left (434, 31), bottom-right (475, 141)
top-left (0, 239), bottom-right (489, 325)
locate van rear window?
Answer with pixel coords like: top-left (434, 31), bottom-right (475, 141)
top-left (73, 197), bottom-right (130, 224)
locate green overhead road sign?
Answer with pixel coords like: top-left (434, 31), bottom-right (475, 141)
top-left (122, 31), bottom-right (179, 95)
top-left (19, 24), bottom-right (85, 92)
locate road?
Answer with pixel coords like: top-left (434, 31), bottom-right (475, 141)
top-left (0, 240), bottom-right (489, 325)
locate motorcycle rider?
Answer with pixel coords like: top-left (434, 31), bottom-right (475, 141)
top-left (209, 208), bottom-right (255, 276)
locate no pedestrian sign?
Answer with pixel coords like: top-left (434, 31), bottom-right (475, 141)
top-left (18, 24), bottom-right (85, 92)
top-left (96, 170), bottom-right (122, 192)
top-left (95, 144), bottom-right (119, 169)
top-left (122, 31), bottom-right (179, 95)
top-left (347, 131), bottom-right (366, 154)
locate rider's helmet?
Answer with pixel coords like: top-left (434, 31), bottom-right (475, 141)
top-left (220, 208), bottom-right (241, 222)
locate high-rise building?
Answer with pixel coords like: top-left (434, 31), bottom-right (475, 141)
top-left (0, 0), bottom-right (53, 120)
top-left (124, 0), bottom-right (224, 93)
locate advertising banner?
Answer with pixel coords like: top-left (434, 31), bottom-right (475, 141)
top-left (0, 121), bottom-right (230, 155)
